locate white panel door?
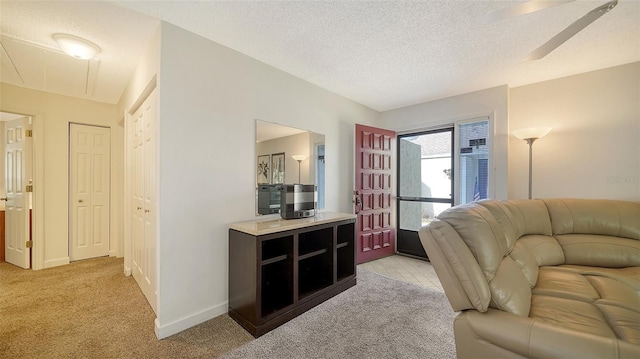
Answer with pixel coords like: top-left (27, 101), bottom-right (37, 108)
top-left (69, 124), bottom-right (110, 261)
top-left (4, 117), bottom-right (32, 269)
top-left (131, 88), bottom-right (157, 314)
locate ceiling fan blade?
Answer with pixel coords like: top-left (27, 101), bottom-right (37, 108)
top-left (487, 0), bottom-right (575, 22)
top-left (527, 0), bottom-right (618, 60)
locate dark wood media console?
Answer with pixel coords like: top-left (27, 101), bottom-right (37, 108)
top-left (228, 213), bottom-right (356, 337)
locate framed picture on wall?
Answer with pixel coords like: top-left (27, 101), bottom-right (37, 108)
top-left (257, 154), bottom-right (271, 184)
top-left (271, 152), bottom-right (285, 184)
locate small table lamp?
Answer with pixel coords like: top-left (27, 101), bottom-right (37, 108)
top-left (512, 127), bottom-right (552, 199)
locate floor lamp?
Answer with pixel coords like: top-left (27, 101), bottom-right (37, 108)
top-left (292, 155), bottom-right (307, 184)
top-left (512, 127), bottom-right (552, 199)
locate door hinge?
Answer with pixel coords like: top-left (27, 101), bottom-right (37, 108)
top-left (26, 130), bottom-right (33, 137)
top-left (26, 240), bottom-right (32, 248)
top-left (26, 185), bottom-right (33, 192)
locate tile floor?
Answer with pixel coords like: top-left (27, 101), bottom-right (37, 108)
top-left (358, 254), bottom-right (444, 292)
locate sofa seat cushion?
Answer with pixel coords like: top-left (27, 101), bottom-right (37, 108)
top-left (530, 267), bottom-right (640, 345)
top-left (559, 265), bottom-right (640, 291)
top-left (533, 267), bottom-right (600, 302)
top-left (530, 295), bottom-right (619, 340)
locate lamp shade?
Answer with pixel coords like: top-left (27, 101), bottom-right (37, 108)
top-left (52, 33), bottom-right (100, 60)
top-left (512, 127), bottom-right (552, 140)
top-left (292, 155), bottom-right (307, 161)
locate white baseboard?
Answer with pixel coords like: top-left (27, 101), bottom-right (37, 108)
top-left (43, 257), bottom-right (70, 268)
top-left (154, 301), bottom-right (228, 339)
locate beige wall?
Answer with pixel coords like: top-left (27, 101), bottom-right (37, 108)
top-left (380, 85), bottom-right (510, 201)
top-left (509, 62), bottom-right (640, 200)
top-left (0, 83), bottom-right (123, 268)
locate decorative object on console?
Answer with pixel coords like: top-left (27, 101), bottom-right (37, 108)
top-left (291, 154), bottom-right (307, 184)
top-left (271, 152), bottom-right (285, 184)
top-left (512, 127), bottom-right (551, 199)
top-left (280, 184), bottom-right (316, 219)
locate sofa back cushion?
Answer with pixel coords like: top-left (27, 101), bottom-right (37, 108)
top-left (477, 200), bottom-right (552, 248)
top-left (437, 202), bottom-right (507, 280)
top-left (556, 234), bottom-right (640, 267)
top-left (544, 198), bottom-right (640, 240)
top-left (544, 199), bottom-right (640, 267)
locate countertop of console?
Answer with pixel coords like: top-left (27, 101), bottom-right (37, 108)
top-left (229, 212), bottom-right (356, 236)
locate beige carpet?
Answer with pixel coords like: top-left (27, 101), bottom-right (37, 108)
top-left (0, 257), bottom-right (252, 358)
top-left (222, 268), bottom-right (456, 359)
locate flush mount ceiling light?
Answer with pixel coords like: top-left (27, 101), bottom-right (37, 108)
top-left (52, 33), bottom-right (100, 60)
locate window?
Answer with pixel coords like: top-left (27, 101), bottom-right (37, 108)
top-left (457, 119), bottom-right (490, 204)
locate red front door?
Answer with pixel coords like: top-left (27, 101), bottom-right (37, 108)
top-left (354, 124), bottom-right (396, 264)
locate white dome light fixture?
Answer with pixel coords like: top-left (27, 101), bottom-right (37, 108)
top-left (52, 33), bottom-right (100, 60)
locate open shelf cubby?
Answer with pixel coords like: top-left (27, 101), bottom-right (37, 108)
top-left (261, 235), bottom-right (293, 263)
top-left (261, 259), bottom-right (294, 317)
top-left (298, 227), bottom-right (333, 257)
top-left (337, 222), bottom-right (356, 281)
top-left (298, 250), bottom-right (333, 299)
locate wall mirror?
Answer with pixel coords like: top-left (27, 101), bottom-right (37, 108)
top-left (256, 120), bottom-right (325, 215)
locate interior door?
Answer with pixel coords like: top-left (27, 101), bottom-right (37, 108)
top-left (4, 117), bottom-right (32, 269)
top-left (131, 88), bottom-right (157, 314)
top-left (69, 124), bottom-right (110, 261)
top-left (354, 124), bottom-right (396, 264)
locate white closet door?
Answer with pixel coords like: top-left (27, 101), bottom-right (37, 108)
top-left (69, 124), bottom-right (110, 261)
top-left (131, 88), bottom-right (157, 314)
top-left (4, 117), bottom-right (31, 269)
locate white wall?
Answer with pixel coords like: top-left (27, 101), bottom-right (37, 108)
top-left (380, 85), bottom-right (510, 201)
top-left (0, 83), bottom-right (123, 268)
top-left (509, 62), bottom-right (640, 200)
top-left (154, 22), bottom-right (379, 338)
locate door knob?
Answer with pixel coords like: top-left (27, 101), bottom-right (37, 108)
top-left (137, 206), bottom-right (142, 210)
top-left (0, 197), bottom-right (7, 201)
top-left (79, 199), bottom-right (83, 203)
top-left (144, 209), bottom-right (150, 213)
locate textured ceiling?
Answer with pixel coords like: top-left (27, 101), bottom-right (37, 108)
top-left (1, 1), bottom-right (639, 111)
top-left (0, 1), bottom-right (159, 104)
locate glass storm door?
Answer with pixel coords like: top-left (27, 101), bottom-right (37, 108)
top-left (397, 128), bottom-right (453, 259)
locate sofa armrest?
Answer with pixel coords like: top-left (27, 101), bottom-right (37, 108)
top-left (455, 309), bottom-right (640, 359)
top-left (419, 221), bottom-right (490, 312)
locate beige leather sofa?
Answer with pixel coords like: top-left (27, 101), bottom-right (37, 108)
top-left (419, 198), bottom-right (640, 359)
